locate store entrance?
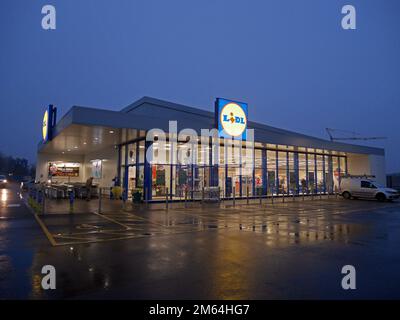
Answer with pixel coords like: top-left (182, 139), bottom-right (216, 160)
top-left (194, 166), bottom-right (210, 192)
top-left (226, 167), bottom-right (240, 198)
top-left (241, 175), bottom-right (253, 197)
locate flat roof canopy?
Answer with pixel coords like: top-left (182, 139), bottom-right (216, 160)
top-left (37, 97), bottom-right (385, 156)
top-left (38, 124), bottom-right (146, 155)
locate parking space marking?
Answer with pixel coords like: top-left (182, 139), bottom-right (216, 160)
top-left (33, 213), bottom-right (57, 246)
top-left (119, 210), bottom-right (176, 227)
top-left (28, 197), bottom-right (400, 247)
top-left (91, 211), bottom-right (131, 229)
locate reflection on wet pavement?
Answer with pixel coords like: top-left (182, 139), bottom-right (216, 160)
top-left (2, 183), bottom-right (400, 299)
top-left (32, 198), bottom-right (386, 247)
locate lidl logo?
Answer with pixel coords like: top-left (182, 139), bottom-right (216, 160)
top-left (42, 110), bottom-right (49, 141)
top-left (41, 105), bottom-right (57, 143)
top-left (222, 111), bottom-right (246, 125)
top-left (217, 99), bottom-right (248, 139)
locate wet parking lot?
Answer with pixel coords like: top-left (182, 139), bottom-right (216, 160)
top-left (1, 184), bottom-right (400, 299)
top-left (35, 196), bottom-right (399, 247)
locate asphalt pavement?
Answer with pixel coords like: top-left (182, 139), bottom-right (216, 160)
top-left (1, 182), bottom-right (400, 299)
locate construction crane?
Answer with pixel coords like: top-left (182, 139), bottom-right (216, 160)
top-left (325, 128), bottom-right (387, 142)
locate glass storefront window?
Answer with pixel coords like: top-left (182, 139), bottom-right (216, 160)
top-left (226, 140), bottom-right (241, 166)
top-left (127, 143), bottom-right (136, 165)
top-left (255, 167), bottom-right (263, 195)
top-left (152, 164), bottom-right (168, 198)
top-left (219, 145), bottom-right (225, 166)
top-left (151, 141), bottom-right (170, 165)
top-left (197, 144), bottom-right (209, 166)
top-left (175, 165), bottom-right (192, 198)
top-left (138, 140), bottom-right (145, 163)
top-left (255, 149), bottom-right (262, 167)
top-left (226, 166), bottom-right (240, 197)
top-left (288, 152), bottom-right (296, 194)
top-left (325, 155), bottom-right (333, 193)
top-left (137, 165), bottom-right (144, 188)
top-left (128, 166), bottom-right (136, 194)
top-left (194, 166), bottom-right (210, 191)
top-left (177, 143), bottom-right (189, 165)
top-left (308, 154), bottom-right (316, 193)
top-left (277, 151), bottom-right (287, 194)
top-left (241, 144), bottom-right (253, 168)
top-left (332, 157), bottom-right (340, 192)
top-left (267, 150), bottom-right (276, 195)
top-left (299, 153), bottom-right (307, 194)
top-left (241, 144), bottom-right (253, 196)
top-left (119, 136), bottom-right (348, 200)
top-left (316, 155), bottom-right (324, 193)
top-left (241, 173), bottom-right (252, 197)
top-left (218, 165), bottom-right (225, 196)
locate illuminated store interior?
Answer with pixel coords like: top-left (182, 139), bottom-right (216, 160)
top-left (36, 97), bottom-right (385, 201)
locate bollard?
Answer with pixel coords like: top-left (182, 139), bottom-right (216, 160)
top-left (271, 192), bottom-right (274, 204)
top-left (320, 192), bottom-right (322, 200)
top-left (282, 192), bottom-right (285, 203)
top-left (292, 191), bottom-right (295, 202)
top-left (259, 191), bottom-right (262, 206)
top-left (166, 187), bottom-right (169, 210)
top-left (201, 187), bottom-right (205, 205)
top-left (246, 185), bottom-right (249, 205)
top-left (98, 187), bottom-right (102, 214)
top-left (233, 187), bottom-right (236, 207)
top-left (302, 191), bottom-right (305, 201)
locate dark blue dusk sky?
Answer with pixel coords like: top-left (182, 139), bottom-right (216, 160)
top-left (0, 0), bottom-right (399, 172)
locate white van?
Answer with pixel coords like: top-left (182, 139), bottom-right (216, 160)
top-left (340, 177), bottom-right (399, 202)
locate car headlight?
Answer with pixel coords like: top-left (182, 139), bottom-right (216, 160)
top-left (3, 180), bottom-right (7, 183)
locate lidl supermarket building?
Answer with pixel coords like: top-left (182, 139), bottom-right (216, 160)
top-left (36, 97), bottom-right (386, 201)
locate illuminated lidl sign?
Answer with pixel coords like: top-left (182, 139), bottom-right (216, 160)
top-left (42, 104), bottom-right (57, 143)
top-left (216, 98), bottom-right (248, 140)
top-left (42, 110), bottom-right (49, 141)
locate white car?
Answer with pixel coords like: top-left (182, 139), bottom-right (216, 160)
top-left (341, 178), bottom-right (399, 202)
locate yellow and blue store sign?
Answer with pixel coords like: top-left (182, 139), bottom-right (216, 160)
top-left (42, 104), bottom-right (57, 143)
top-left (216, 98), bottom-right (248, 140)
